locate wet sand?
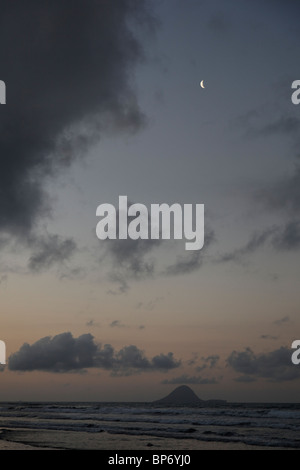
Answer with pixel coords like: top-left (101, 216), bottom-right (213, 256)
top-left (0, 429), bottom-right (290, 450)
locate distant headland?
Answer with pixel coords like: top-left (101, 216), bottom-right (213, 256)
top-left (153, 385), bottom-right (227, 406)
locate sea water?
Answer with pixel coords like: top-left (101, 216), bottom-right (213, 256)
top-left (0, 402), bottom-right (299, 449)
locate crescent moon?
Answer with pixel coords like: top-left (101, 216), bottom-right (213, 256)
top-left (200, 80), bottom-right (205, 89)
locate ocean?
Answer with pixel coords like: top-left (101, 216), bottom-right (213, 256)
top-left (0, 401), bottom-right (299, 450)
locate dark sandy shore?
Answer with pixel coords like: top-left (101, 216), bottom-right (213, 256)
top-left (0, 429), bottom-right (292, 450)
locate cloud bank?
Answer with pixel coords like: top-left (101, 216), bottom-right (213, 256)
top-left (0, 0), bottom-right (154, 258)
top-left (227, 346), bottom-right (299, 382)
top-left (8, 332), bottom-right (181, 375)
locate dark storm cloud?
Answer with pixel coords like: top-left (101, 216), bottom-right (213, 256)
top-left (161, 375), bottom-right (219, 385)
top-left (227, 346), bottom-right (299, 382)
top-left (8, 332), bottom-right (180, 374)
top-left (9, 332), bottom-right (98, 373)
top-left (28, 234), bottom-right (77, 271)
top-left (0, 0), bottom-right (154, 240)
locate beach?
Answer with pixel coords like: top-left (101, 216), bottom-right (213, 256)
top-left (0, 429), bottom-right (292, 450)
top-left (0, 401), bottom-right (299, 450)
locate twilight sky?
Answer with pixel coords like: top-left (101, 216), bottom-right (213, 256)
top-left (0, 0), bottom-right (299, 402)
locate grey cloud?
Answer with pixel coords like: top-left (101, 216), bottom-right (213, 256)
top-left (204, 355), bottom-right (220, 368)
top-left (161, 374), bottom-right (219, 385)
top-left (187, 353), bottom-right (198, 366)
top-left (107, 273), bottom-right (130, 295)
top-left (111, 347), bottom-right (180, 376)
top-left (164, 229), bottom-right (215, 276)
top-left (151, 353), bottom-right (180, 371)
top-left (252, 120), bottom-right (300, 221)
top-left (164, 251), bottom-right (204, 276)
top-left (105, 209), bottom-right (215, 290)
top-left (260, 335), bottom-right (278, 340)
top-left (112, 345), bottom-right (151, 374)
top-left (28, 234), bottom-right (77, 272)
top-left (107, 237), bottom-right (160, 278)
top-left (238, 101), bottom-right (300, 224)
top-left (9, 332), bottom-right (98, 373)
top-left (104, 205), bottom-right (162, 292)
top-left (272, 220), bottom-right (300, 250)
top-left (86, 319), bottom-right (100, 328)
top-left (274, 316), bottom-right (290, 326)
top-left (238, 106), bottom-right (300, 140)
top-left (227, 346), bottom-right (299, 382)
top-left (58, 267), bottom-right (85, 281)
top-left (259, 168), bottom-right (300, 215)
top-left (136, 297), bottom-right (163, 311)
top-left (110, 320), bottom-right (126, 328)
top-left (8, 332), bottom-right (180, 375)
top-left (218, 228), bottom-right (275, 264)
top-left (219, 220), bottom-right (300, 264)
top-left (0, 1), bottom-right (154, 241)
top-left (258, 116), bottom-right (300, 137)
top-left (196, 355), bottom-right (220, 372)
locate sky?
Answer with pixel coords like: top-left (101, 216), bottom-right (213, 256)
top-left (0, 0), bottom-right (300, 402)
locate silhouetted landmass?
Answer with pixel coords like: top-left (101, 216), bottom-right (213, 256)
top-left (154, 385), bottom-right (202, 405)
top-left (153, 385), bottom-right (227, 406)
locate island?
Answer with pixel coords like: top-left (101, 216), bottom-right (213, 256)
top-left (153, 385), bottom-right (227, 406)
